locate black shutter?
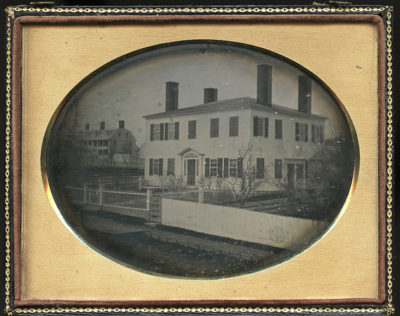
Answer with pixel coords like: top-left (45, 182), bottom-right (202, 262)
top-left (217, 158), bottom-right (223, 177)
top-left (304, 124), bottom-right (308, 142)
top-left (150, 124), bottom-right (154, 141)
top-left (237, 158), bottom-right (243, 178)
top-left (320, 126), bottom-right (324, 143)
top-left (205, 158), bottom-right (210, 177)
top-left (160, 123), bottom-right (164, 140)
top-left (149, 159), bottom-right (153, 175)
top-left (264, 118), bottom-right (269, 137)
top-left (223, 158), bottom-right (229, 178)
top-left (295, 122), bottom-right (300, 141)
top-left (256, 158), bottom-right (265, 178)
top-left (159, 159), bottom-right (163, 176)
top-left (165, 123), bottom-right (169, 140)
top-left (175, 122), bottom-right (179, 140)
top-left (253, 116), bottom-right (258, 136)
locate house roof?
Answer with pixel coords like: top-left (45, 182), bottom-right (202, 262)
top-left (143, 97), bottom-right (327, 120)
top-left (80, 128), bottom-right (133, 140)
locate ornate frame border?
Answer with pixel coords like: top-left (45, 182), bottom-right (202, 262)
top-left (3, 4), bottom-right (394, 316)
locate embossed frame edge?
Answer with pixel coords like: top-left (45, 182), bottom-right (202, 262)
top-left (3, 4), bottom-right (394, 316)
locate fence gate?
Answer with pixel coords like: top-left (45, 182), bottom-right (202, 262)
top-left (148, 194), bottom-right (162, 223)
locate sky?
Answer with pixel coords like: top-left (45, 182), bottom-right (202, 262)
top-left (64, 43), bottom-right (351, 146)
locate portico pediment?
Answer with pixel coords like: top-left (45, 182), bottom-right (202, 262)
top-left (178, 147), bottom-right (204, 158)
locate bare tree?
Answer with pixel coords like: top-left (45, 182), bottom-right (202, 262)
top-left (224, 141), bottom-right (267, 207)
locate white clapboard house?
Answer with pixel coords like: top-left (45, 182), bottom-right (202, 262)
top-left (142, 64), bottom-right (326, 189)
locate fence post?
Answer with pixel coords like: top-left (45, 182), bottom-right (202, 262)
top-left (199, 185), bottom-right (204, 203)
top-left (99, 184), bottom-right (103, 208)
top-left (146, 189), bottom-right (152, 212)
top-left (83, 184), bottom-right (88, 204)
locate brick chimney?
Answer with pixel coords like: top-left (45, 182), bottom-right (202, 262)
top-left (257, 64), bottom-right (272, 106)
top-left (166, 81), bottom-right (179, 112)
top-left (119, 120), bottom-right (124, 129)
top-left (204, 88), bottom-right (218, 103)
top-left (100, 121), bottom-right (105, 130)
top-left (298, 75), bottom-right (311, 113)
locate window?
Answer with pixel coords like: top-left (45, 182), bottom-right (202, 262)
top-left (168, 123), bottom-right (175, 139)
top-left (188, 120), bottom-right (196, 139)
top-left (256, 158), bottom-right (265, 179)
top-left (229, 116), bottom-right (239, 137)
top-left (253, 116), bottom-right (268, 137)
top-left (151, 122), bottom-right (177, 141)
top-left (295, 122), bottom-right (309, 142)
top-left (104, 140), bottom-right (108, 146)
top-left (93, 140), bottom-right (98, 146)
top-left (167, 158), bottom-right (175, 176)
top-left (103, 149), bottom-right (108, 155)
top-left (210, 118), bottom-right (219, 138)
top-left (154, 124), bottom-right (160, 140)
top-left (205, 158), bottom-right (210, 177)
top-left (275, 119), bottom-right (282, 139)
top-left (264, 118), bottom-right (269, 137)
top-left (153, 159), bottom-right (163, 176)
top-left (275, 159), bottom-right (282, 179)
top-left (229, 159), bottom-right (237, 177)
top-left (149, 159), bottom-right (163, 176)
top-left (210, 159), bottom-right (218, 176)
top-left (312, 125), bottom-right (324, 143)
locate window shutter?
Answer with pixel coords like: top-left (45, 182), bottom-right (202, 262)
top-left (320, 126), bottom-right (324, 143)
top-left (274, 159), bottom-right (282, 179)
top-left (175, 122), bottom-right (179, 140)
top-left (304, 124), bottom-right (308, 142)
top-left (223, 158), bottom-right (229, 178)
top-left (160, 123), bottom-right (164, 140)
top-left (253, 116), bottom-right (258, 136)
top-left (159, 158), bottom-right (163, 176)
top-left (295, 122), bottom-right (300, 141)
top-left (205, 158), bottom-right (210, 177)
top-left (237, 158), bottom-right (243, 178)
top-left (264, 118), bottom-right (269, 137)
top-left (149, 159), bottom-right (153, 175)
top-left (150, 124), bottom-right (154, 141)
top-left (165, 123), bottom-right (169, 140)
top-left (217, 158), bottom-right (223, 178)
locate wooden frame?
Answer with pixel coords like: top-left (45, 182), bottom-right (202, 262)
top-left (3, 3), bottom-right (395, 315)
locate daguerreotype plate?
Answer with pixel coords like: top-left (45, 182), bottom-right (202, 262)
top-left (42, 40), bottom-right (358, 278)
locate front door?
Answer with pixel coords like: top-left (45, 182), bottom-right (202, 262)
top-left (187, 159), bottom-right (196, 185)
top-left (287, 163), bottom-right (295, 189)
